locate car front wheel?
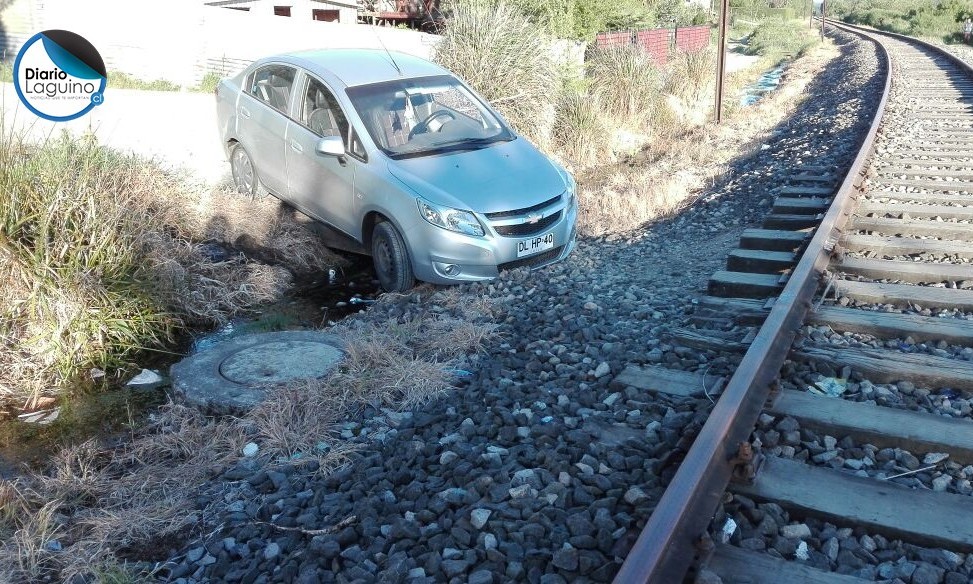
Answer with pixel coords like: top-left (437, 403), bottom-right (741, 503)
top-left (372, 220), bottom-right (415, 292)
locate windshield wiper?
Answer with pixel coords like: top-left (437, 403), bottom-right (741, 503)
top-left (422, 136), bottom-right (512, 154)
top-left (389, 135), bottom-right (515, 159)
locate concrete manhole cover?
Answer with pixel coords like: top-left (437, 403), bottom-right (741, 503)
top-left (171, 331), bottom-right (344, 412)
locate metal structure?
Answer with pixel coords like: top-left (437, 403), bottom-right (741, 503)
top-left (358, 0), bottom-right (443, 31)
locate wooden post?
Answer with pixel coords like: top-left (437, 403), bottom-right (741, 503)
top-left (715, 0), bottom-right (729, 124)
top-left (820, 0), bottom-right (826, 39)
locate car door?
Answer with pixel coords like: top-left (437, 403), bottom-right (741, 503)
top-left (237, 64), bottom-right (296, 197)
top-left (285, 73), bottom-right (361, 236)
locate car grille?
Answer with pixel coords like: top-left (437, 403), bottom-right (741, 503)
top-left (498, 245), bottom-right (564, 272)
top-left (493, 211), bottom-right (561, 237)
top-left (484, 195), bottom-right (562, 220)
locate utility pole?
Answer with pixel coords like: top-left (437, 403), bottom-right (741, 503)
top-left (821, 0), bottom-right (826, 40)
top-left (715, 0), bottom-right (729, 124)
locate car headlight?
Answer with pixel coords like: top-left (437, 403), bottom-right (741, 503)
top-left (554, 162), bottom-right (577, 208)
top-left (417, 198), bottom-right (484, 236)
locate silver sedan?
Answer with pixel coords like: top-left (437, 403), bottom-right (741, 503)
top-left (216, 48), bottom-right (577, 291)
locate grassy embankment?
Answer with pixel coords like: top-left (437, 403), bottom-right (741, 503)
top-left (438, 0), bottom-right (821, 235)
top-left (832, 0), bottom-right (973, 43)
top-left (0, 129), bottom-right (344, 408)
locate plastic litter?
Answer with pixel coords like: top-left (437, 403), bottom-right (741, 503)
top-left (719, 517), bottom-right (737, 544)
top-left (795, 541), bottom-right (810, 561)
top-left (17, 408), bottom-right (60, 425)
top-left (242, 443), bottom-right (259, 457)
top-left (807, 377), bottom-right (847, 397)
top-left (126, 368), bottom-right (164, 388)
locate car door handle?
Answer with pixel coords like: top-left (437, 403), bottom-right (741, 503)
top-left (289, 140), bottom-right (303, 153)
top-left (239, 107), bottom-right (251, 119)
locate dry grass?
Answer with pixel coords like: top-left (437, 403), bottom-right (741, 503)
top-left (0, 128), bottom-right (344, 406)
top-left (576, 39), bottom-right (839, 237)
top-left (0, 294), bottom-right (498, 582)
top-left (435, 0), bottom-right (560, 147)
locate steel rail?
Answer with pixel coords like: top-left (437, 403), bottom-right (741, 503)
top-left (612, 22), bottom-right (893, 584)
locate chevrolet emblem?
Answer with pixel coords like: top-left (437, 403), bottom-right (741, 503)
top-left (524, 213), bottom-right (543, 224)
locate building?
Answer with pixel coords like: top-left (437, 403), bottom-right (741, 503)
top-left (204, 0), bottom-right (359, 23)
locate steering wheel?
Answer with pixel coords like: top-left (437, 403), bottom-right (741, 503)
top-left (409, 110), bottom-right (456, 138)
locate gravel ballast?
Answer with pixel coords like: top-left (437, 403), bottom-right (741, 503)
top-left (153, 30), bottom-right (885, 584)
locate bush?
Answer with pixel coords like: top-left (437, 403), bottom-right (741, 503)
top-left (551, 88), bottom-right (616, 166)
top-left (1, 133), bottom-right (179, 401)
top-left (834, 0), bottom-right (973, 41)
top-left (436, 0), bottom-right (560, 145)
top-left (586, 45), bottom-right (665, 133)
top-left (195, 72), bottom-right (222, 93)
top-left (746, 19), bottom-right (817, 59)
top-left (0, 129), bottom-right (339, 404)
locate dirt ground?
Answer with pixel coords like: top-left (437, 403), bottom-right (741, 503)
top-left (1, 83), bottom-right (229, 187)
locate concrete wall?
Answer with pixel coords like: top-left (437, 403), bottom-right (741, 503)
top-left (0, 0), bottom-right (439, 86)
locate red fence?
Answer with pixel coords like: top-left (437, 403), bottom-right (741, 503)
top-left (595, 25), bottom-right (711, 65)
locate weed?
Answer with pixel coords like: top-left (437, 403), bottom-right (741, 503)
top-left (0, 294), bottom-right (497, 582)
top-left (195, 72), bottom-right (222, 94)
top-left (107, 71), bottom-right (181, 92)
top-left (0, 127), bottom-right (343, 405)
top-left (435, 0), bottom-right (560, 146)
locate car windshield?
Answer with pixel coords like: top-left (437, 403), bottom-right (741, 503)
top-left (346, 74), bottom-right (513, 158)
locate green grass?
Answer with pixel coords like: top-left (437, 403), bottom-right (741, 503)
top-left (833, 0), bottom-right (973, 42)
top-left (1, 131), bottom-right (179, 401)
top-left (745, 18), bottom-right (819, 61)
top-left (194, 72), bottom-right (222, 94)
top-left (107, 71), bottom-right (181, 92)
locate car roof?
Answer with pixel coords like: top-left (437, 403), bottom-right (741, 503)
top-left (264, 49), bottom-right (451, 88)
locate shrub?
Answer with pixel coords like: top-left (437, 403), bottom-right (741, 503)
top-left (746, 19), bottom-right (817, 60)
top-left (1, 132), bottom-right (179, 402)
top-left (551, 87), bottom-right (616, 167)
top-left (195, 72), bottom-right (222, 94)
top-left (586, 45), bottom-right (665, 133)
top-left (0, 129), bottom-right (339, 404)
top-left (436, 0), bottom-right (560, 146)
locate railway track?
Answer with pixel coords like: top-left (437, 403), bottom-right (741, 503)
top-left (613, 23), bottom-right (973, 584)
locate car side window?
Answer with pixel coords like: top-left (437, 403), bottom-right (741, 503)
top-left (248, 65), bottom-right (296, 114)
top-left (300, 77), bottom-right (350, 146)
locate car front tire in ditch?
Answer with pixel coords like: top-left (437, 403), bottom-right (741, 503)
top-left (230, 143), bottom-right (262, 197)
top-left (372, 220), bottom-right (415, 292)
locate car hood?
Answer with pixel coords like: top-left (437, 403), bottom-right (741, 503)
top-left (387, 138), bottom-right (566, 214)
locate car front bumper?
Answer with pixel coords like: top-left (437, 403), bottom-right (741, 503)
top-left (405, 198), bottom-right (578, 284)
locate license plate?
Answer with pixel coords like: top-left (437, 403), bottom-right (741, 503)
top-left (516, 232), bottom-right (555, 258)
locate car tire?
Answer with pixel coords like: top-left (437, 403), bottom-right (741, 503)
top-left (372, 220), bottom-right (415, 292)
top-left (229, 143), bottom-right (264, 197)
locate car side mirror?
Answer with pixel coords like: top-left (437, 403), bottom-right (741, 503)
top-left (316, 136), bottom-right (345, 158)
